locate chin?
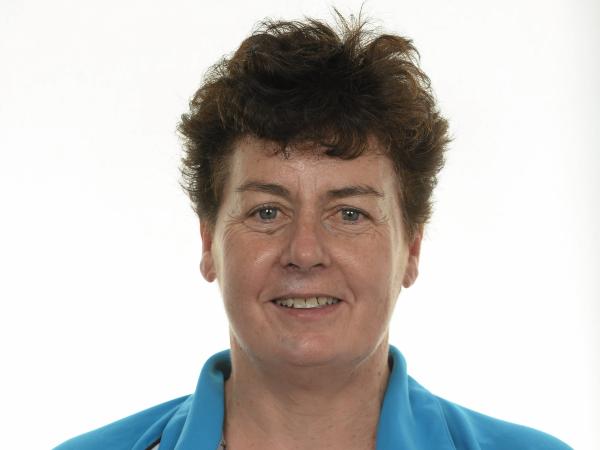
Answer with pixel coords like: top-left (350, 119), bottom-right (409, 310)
top-left (272, 336), bottom-right (360, 368)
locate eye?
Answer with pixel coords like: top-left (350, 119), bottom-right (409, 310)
top-left (340, 208), bottom-right (363, 222)
top-left (255, 206), bottom-right (279, 221)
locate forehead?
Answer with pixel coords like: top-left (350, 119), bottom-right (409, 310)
top-left (227, 136), bottom-right (398, 193)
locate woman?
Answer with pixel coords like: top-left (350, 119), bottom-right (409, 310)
top-left (55, 14), bottom-right (571, 450)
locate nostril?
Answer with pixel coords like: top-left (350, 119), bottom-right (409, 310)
top-left (285, 261), bottom-right (325, 271)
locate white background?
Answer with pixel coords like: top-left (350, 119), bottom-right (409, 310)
top-left (1, 0), bottom-right (598, 449)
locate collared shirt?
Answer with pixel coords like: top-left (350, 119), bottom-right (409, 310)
top-left (54, 345), bottom-right (571, 450)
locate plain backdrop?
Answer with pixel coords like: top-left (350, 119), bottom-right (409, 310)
top-left (1, 0), bottom-right (598, 448)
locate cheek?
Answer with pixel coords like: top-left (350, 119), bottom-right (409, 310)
top-left (342, 235), bottom-right (404, 306)
top-left (218, 230), bottom-right (281, 300)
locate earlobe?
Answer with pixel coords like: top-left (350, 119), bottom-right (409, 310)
top-left (200, 256), bottom-right (216, 282)
top-left (402, 263), bottom-right (418, 288)
top-left (200, 221), bottom-right (217, 283)
top-left (402, 226), bottom-right (423, 288)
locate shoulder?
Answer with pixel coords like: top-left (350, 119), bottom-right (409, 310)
top-left (433, 394), bottom-right (572, 450)
top-left (53, 395), bottom-right (190, 450)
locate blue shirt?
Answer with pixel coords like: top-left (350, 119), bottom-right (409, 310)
top-left (54, 346), bottom-right (572, 449)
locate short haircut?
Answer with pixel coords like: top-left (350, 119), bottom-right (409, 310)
top-left (178, 13), bottom-right (449, 238)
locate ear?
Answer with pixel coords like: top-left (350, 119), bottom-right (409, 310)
top-left (402, 225), bottom-right (423, 288)
top-left (199, 221), bottom-right (217, 282)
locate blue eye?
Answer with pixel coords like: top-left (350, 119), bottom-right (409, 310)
top-left (341, 208), bottom-right (362, 222)
top-left (257, 206), bottom-right (278, 221)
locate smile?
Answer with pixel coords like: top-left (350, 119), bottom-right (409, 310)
top-left (273, 297), bottom-right (340, 309)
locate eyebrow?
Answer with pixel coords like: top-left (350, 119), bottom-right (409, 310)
top-left (235, 181), bottom-right (384, 200)
top-left (236, 182), bottom-right (292, 199)
top-left (326, 185), bottom-right (384, 200)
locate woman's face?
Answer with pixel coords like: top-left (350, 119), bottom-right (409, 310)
top-left (200, 135), bottom-right (421, 369)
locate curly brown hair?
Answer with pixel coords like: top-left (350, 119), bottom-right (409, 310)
top-left (178, 14), bottom-right (449, 239)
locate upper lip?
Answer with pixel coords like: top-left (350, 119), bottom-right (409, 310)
top-left (270, 293), bottom-right (342, 302)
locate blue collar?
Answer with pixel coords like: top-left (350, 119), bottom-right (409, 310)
top-left (152, 345), bottom-right (454, 450)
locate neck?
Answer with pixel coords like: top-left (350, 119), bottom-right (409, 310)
top-left (223, 339), bottom-right (391, 450)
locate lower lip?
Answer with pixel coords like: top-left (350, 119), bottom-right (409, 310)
top-left (270, 301), bottom-right (342, 319)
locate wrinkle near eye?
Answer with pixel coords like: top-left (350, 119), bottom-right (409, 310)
top-left (222, 211), bottom-right (245, 228)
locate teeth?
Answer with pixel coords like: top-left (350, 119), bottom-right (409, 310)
top-left (274, 297), bottom-right (339, 309)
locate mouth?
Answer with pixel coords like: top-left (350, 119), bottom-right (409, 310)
top-left (272, 296), bottom-right (341, 309)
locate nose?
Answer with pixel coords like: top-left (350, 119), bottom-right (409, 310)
top-left (280, 214), bottom-right (330, 271)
